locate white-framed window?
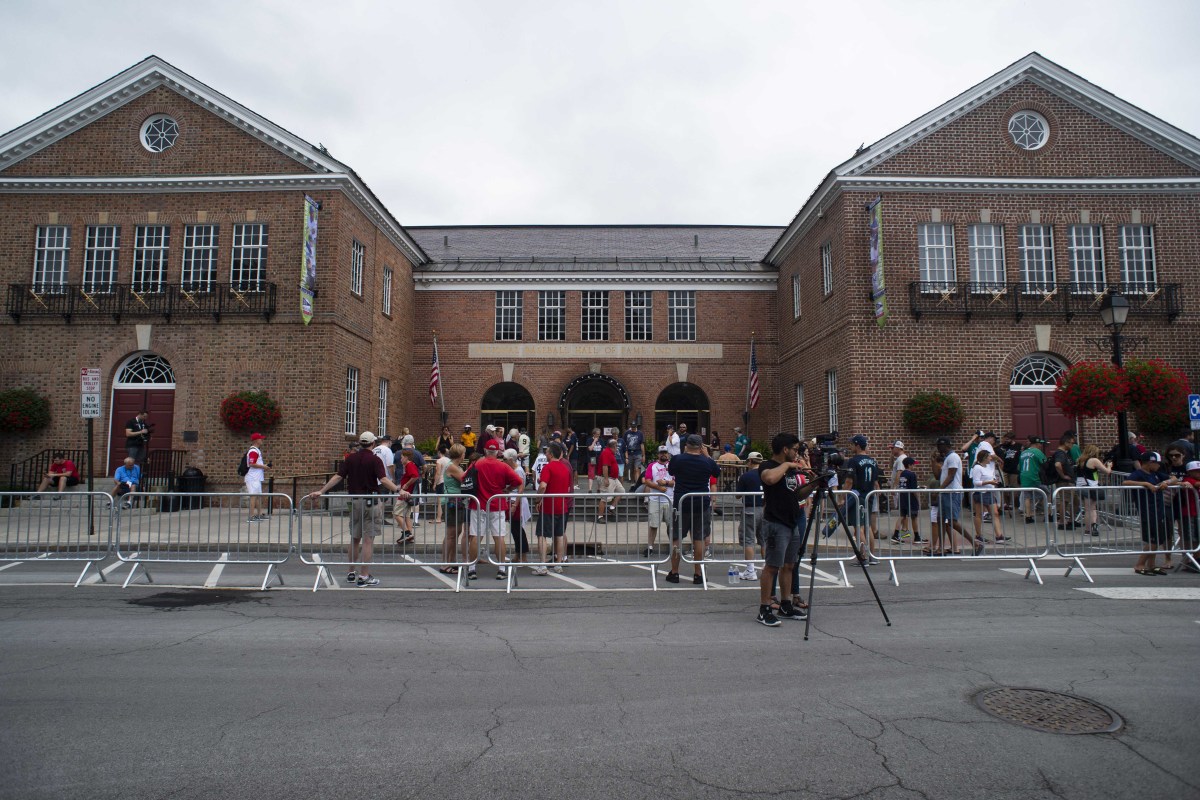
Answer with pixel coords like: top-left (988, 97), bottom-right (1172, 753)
top-left (1008, 111), bottom-right (1049, 151)
top-left (377, 378), bottom-right (389, 436)
top-left (231, 223), bottom-right (268, 291)
top-left (1119, 225), bottom-right (1157, 292)
top-left (344, 367), bottom-right (359, 435)
top-left (792, 274), bottom-right (801, 319)
top-left (32, 225), bottom-right (70, 292)
top-left (826, 369), bottom-right (838, 432)
top-left (918, 224), bottom-right (955, 290)
top-left (795, 384), bottom-right (805, 440)
top-left (182, 224), bottom-right (218, 292)
top-left (494, 290), bottom-right (523, 341)
top-left (625, 290), bottom-right (652, 341)
top-left (1067, 225), bottom-right (1105, 293)
top-left (538, 290), bottom-right (565, 341)
top-left (140, 115), bottom-right (179, 153)
top-left (968, 224), bottom-right (1005, 290)
top-left (821, 242), bottom-right (833, 296)
top-left (667, 290), bottom-right (696, 341)
top-left (350, 240), bottom-right (364, 296)
top-left (381, 267), bottom-right (393, 315)
top-left (1019, 224), bottom-right (1055, 292)
top-left (83, 225), bottom-right (120, 293)
top-left (581, 290), bottom-right (609, 341)
top-left (132, 225), bottom-right (170, 293)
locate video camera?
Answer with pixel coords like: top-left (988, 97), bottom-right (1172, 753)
top-left (807, 431), bottom-right (845, 476)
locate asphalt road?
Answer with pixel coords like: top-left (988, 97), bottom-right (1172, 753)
top-left (0, 558), bottom-right (1198, 799)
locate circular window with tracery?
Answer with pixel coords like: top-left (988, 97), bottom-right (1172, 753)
top-left (140, 115), bottom-right (179, 153)
top-left (1008, 111), bottom-right (1049, 151)
top-left (1010, 354), bottom-right (1066, 388)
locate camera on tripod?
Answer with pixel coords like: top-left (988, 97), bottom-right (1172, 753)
top-left (807, 431), bottom-right (845, 477)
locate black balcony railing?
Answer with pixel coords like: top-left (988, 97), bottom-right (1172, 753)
top-left (908, 281), bottom-right (1181, 322)
top-left (7, 282), bottom-right (277, 323)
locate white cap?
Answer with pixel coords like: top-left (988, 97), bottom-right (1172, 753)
top-left (359, 431), bottom-right (376, 444)
top-left (746, 451), bottom-right (763, 462)
top-left (486, 425), bottom-right (496, 432)
top-left (503, 448), bottom-right (519, 460)
top-left (1186, 460), bottom-right (1200, 473)
top-left (893, 440), bottom-right (905, 449)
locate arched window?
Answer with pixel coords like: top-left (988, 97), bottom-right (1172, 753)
top-left (481, 382), bottom-right (534, 437)
top-left (654, 383), bottom-right (710, 439)
top-left (115, 353), bottom-right (176, 387)
top-left (1010, 353), bottom-right (1067, 389)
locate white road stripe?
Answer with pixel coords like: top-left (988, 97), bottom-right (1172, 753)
top-left (1077, 587), bottom-right (1200, 600)
top-left (543, 569), bottom-right (596, 589)
top-left (401, 554), bottom-right (458, 588)
top-left (203, 553), bottom-right (230, 588)
top-left (81, 555), bottom-right (137, 585)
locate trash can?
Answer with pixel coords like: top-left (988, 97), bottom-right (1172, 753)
top-left (161, 466), bottom-right (206, 512)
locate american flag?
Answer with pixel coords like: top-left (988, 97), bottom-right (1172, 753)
top-left (748, 341), bottom-right (760, 410)
top-left (429, 345), bottom-right (441, 407)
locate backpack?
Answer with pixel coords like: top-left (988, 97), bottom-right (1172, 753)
top-left (1040, 453), bottom-right (1061, 485)
top-left (237, 451), bottom-right (250, 477)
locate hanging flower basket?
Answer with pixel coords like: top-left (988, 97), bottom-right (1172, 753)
top-left (1053, 362), bottom-right (1128, 419)
top-left (0, 387), bottom-right (51, 432)
top-left (219, 390), bottom-right (281, 433)
top-left (1123, 358), bottom-right (1190, 414)
top-left (902, 391), bottom-right (965, 434)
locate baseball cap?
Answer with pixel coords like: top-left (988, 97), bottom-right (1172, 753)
top-left (503, 448), bottom-right (518, 460)
top-left (657, 445), bottom-right (669, 453)
top-left (902, 456), bottom-right (916, 467)
top-left (358, 431), bottom-right (375, 444)
top-left (378, 434), bottom-right (392, 442)
top-left (746, 451), bottom-right (763, 462)
top-left (666, 423), bottom-right (674, 429)
top-left (1185, 460), bottom-right (1200, 473)
top-left (733, 427), bottom-right (742, 433)
top-left (981, 431), bottom-right (996, 439)
top-left (486, 425), bottom-right (496, 432)
top-left (1144, 451), bottom-right (1162, 463)
top-left (485, 439), bottom-right (502, 452)
top-left (893, 440), bottom-right (905, 449)
top-left (685, 434), bottom-right (704, 447)
top-left (464, 424), bottom-right (471, 429)
top-left (551, 430), bottom-right (562, 438)
top-left (401, 435), bottom-right (415, 447)
top-left (935, 436), bottom-right (952, 446)
top-left (850, 434), bottom-right (868, 448)
top-left (250, 433), bottom-right (265, 441)
top-left (1030, 436), bottom-right (1048, 445)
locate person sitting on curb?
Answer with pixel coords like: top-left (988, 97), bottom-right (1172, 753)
top-left (37, 452), bottom-right (80, 493)
top-left (112, 457), bottom-right (140, 506)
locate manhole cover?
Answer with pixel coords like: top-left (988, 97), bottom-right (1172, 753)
top-left (974, 688), bottom-right (1122, 734)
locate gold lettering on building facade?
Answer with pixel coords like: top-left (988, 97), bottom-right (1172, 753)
top-left (467, 343), bottom-right (723, 359)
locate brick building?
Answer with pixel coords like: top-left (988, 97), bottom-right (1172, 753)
top-left (1, 53), bottom-right (1197, 485)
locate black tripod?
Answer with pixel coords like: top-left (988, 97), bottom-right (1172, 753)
top-left (801, 476), bottom-right (891, 640)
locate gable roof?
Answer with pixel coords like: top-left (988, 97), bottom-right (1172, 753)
top-left (765, 52), bottom-right (1200, 264)
top-left (0, 56), bottom-right (428, 264)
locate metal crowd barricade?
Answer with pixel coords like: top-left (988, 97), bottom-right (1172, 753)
top-left (483, 491), bottom-right (672, 592)
top-left (0, 491), bottom-right (112, 587)
top-left (865, 486), bottom-right (1052, 583)
top-left (297, 492), bottom-right (477, 591)
top-left (1051, 483), bottom-right (1200, 582)
top-left (114, 492), bottom-right (292, 590)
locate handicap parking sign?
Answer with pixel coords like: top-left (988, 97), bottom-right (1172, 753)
top-left (1190, 394), bottom-right (1200, 430)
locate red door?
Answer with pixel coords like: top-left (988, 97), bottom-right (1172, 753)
top-left (1010, 391), bottom-right (1075, 443)
top-left (108, 389), bottom-right (174, 474)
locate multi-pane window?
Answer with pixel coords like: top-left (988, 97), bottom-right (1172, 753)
top-left (821, 243), bottom-right (833, 295)
top-left (795, 385), bottom-right (805, 440)
top-left (33, 225), bottom-right (70, 292)
top-left (494, 291), bottom-right (523, 341)
top-left (1018, 224), bottom-right (1055, 291)
top-left (344, 367), bottom-right (359, 435)
top-left (132, 225), bottom-right (170, 293)
top-left (667, 290), bottom-right (696, 342)
top-left (377, 378), bottom-right (389, 436)
top-left (231, 223), bottom-right (268, 291)
top-left (83, 225), bottom-right (120, 293)
top-left (625, 291), bottom-right (652, 341)
top-left (581, 291), bottom-right (609, 341)
top-left (1119, 225), bottom-right (1157, 292)
top-left (182, 224), bottom-right (218, 292)
top-left (350, 240), bottom-right (364, 296)
top-left (381, 267), bottom-right (393, 315)
top-left (826, 370), bottom-right (838, 432)
top-left (1068, 225), bottom-right (1105, 292)
top-left (792, 275), bottom-right (801, 319)
top-left (968, 224), bottom-right (1005, 289)
top-left (538, 291), bottom-right (565, 341)
top-left (918, 224), bottom-right (955, 289)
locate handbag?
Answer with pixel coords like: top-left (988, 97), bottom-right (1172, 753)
top-left (459, 464), bottom-right (478, 496)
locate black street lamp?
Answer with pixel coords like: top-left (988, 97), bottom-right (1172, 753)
top-left (1099, 293), bottom-right (1135, 472)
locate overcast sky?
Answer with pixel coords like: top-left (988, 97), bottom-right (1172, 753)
top-left (3, 0), bottom-right (1198, 226)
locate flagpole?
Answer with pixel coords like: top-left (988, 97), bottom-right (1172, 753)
top-left (743, 333), bottom-right (754, 429)
top-left (433, 332), bottom-right (447, 427)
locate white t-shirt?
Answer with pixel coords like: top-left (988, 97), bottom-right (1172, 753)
top-left (435, 455), bottom-right (451, 486)
top-left (975, 441), bottom-right (995, 467)
top-left (665, 432), bottom-right (681, 456)
top-left (970, 461), bottom-right (997, 489)
top-left (245, 446), bottom-right (265, 481)
top-left (891, 453), bottom-right (907, 484)
top-left (940, 451), bottom-right (963, 490)
top-left (532, 452), bottom-right (548, 483)
top-left (518, 433), bottom-right (531, 458)
top-left (374, 445), bottom-right (395, 479)
top-left (645, 461), bottom-right (674, 504)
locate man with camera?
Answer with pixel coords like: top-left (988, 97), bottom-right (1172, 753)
top-left (757, 433), bottom-right (822, 627)
top-left (124, 410), bottom-right (151, 464)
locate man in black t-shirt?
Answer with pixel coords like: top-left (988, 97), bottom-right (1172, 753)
top-left (1052, 434), bottom-right (1078, 530)
top-left (756, 433), bottom-right (821, 627)
top-left (124, 411), bottom-right (150, 464)
top-left (997, 432), bottom-right (1022, 501)
top-left (665, 434), bottom-right (720, 585)
top-left (841, 434), bottom-right (880, 560)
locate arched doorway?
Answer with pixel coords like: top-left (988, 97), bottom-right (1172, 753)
top-left (108, 353), bottom-right (176, 474)
top-left (560, 374), bottom-right (630, 440)
top-left (480, 382), bottom-right (535, 439)
top-left (655, 383), bottom-right (710, 442)
top-left (1009, 353), bottom-right (1075, 443)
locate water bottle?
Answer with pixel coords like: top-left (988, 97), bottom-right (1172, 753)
top-left (728, 564), bottom-right (738, 585)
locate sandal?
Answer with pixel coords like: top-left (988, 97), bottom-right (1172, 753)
top-left (1151, 567), bottom-right (1169, 575)
top-left (1134, 568), bottom-right (1161, 576)
top-left (439, 566), bottom-right (458, 574)
top-left (789, 596), bottom-right (809, 610)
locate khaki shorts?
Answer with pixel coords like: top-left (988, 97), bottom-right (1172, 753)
top-left (647, 499), bottom-right (672, 529)
top-left (350, 498), bottom-right (382, 540)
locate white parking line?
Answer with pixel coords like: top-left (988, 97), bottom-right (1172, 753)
top-left (1077, 587), bottom-right (1200, 600)
top-left (401, 554), bottom-right (457, 588)
top-left (81, 555), bottom-right (137, 585)
top-left (203, 553), bottom-right (230, 588)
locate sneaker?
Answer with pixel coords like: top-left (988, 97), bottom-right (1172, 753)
top-left (913, 534), bottom-right (925, 543)
top-left (867, 556), bottom-right (880, 566)
top-left (552, 563), bottom-right (563, 574)
top-left (704, 548), bottom-right (713, 560)
top-left (467, 569), bottom-right (477, 581)
top-left (248, 516), bottom-right (265, 523)
top-left (982, 512), bottom-right (992, 522)
top-left (120, 501), bottom-right (133, 510)
top-left (346, 571), bottom-right (357, 583)
top-left (357, 575), bottom-right (380, 587)
top-left (890, 533), bottom-right (903, 544)
top-left (396, 532), bottom-right (415, 545)
top-left (642, 546), bottom-right (655, 558)
top-left (777, 602), bottom-right (808, 621)
top-left (739, 568), bottom-right (758, 581)
top-left (495, 569), bottom-right (507, 580)
top-left (756, 606), bottom-right (781, 627)
top-left (665, 572), bottom-right (680, 584)
top-left (693, 574), bottom-right (704, 585)
top-left (1024, 516), bottom-right (1036, 524)
top-left (1089, 524), bottom-right (1101, 537)
top-left (596, 516), bottom-right (607, 524)
top-left (531, 566), bottom-right (548, 576)
top-left (973, 542), bottom-right (985, 556)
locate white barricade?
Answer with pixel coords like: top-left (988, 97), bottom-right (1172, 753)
top-left (1051, 483), bottom-right (1200, 582)
top-left (0, 491), bottom-right (112, 587)
top-left (483, 491), bottom-right (672, 592)
top-left (114, 492), bottom-right (292, 590)
top-left (297, 492), bottom-right (478, 591)
top-left (865, 486), bottom-right (1052, 584)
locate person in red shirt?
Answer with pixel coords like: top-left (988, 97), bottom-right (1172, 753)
top-left (533, 442), bottom-right (574, 574)
top-left (37, 452), bottom-right (80, 493)
top-left (467, 439), bottom-right (523, 580)
top-left (1182, 461), bottom-right (1200, 572)
top-left (393, 449), bottom-right (421, 544)
top-left (595, 438), bottom-right (625, 522)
